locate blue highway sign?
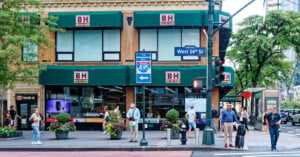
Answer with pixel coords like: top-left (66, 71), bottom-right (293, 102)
top-left (136, 52), bottom-right (152, 83)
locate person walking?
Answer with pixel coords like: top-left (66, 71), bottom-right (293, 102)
top-left (126, 103), bottom-right (140, 142)
top-left (9, 105), bottom-right (21, 129)
top-left (185, 105), bottom-right (197, 138)
top-left (102, 106), bottom-right (109, 134)
top-left (29, 108), bottom-right (42, 145)
top-left (211, 106), bottom-right (219, 134)
top-left (240, 107), bottom-right (249, 132)
top-left (266, 106), bottom-right (281, 151)
top-left (221, 103), bottom-right (239, 148)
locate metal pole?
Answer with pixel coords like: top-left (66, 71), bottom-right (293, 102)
top-left (140, 84), bottom-right (148, 146)
top-left (202, 0), bottom-right (215, 145)
top-left (167, 128), bottom-right (171, 145)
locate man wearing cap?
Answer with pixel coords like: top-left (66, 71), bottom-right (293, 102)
top-left (126, 103), bottom-right (140, 142)
top-left (221, 103), bottom-right (238, 148)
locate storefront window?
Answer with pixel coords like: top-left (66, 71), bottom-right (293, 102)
top-left (135, 86), bottom-right (193, 123)
top-left (45, 86), bottom-right (126, 123)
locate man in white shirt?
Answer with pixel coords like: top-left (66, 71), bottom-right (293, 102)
top-left (185, 105), bottom-right (197, 138)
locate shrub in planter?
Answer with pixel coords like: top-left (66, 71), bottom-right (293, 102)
top-left (48, 113), bottom-right (76, 133)
top-left (106, 110), bottom-right (126, 138)
top-left (0, 127), bottom-right (17, 138)
top-left (161, 109), bottom-right (180, 132)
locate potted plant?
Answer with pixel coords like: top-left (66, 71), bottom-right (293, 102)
top-left (105, 110), bottom-right (126, 139)
top-left (160, 109), bottom-right (180, 139)
top-left (48, 113), bottom-right (76, 139)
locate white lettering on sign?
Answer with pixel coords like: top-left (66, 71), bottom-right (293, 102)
top-left (220, 15), bottom-right (229, 28)
top-left (166, 71), bottom-right (180, 83)
top-left (222, 72), bottom-right (231, 84)
top-left (160, 14), bottom-right (175, 26)
top-left (76, 15), bottom-right (90, 27)
top-left (74, 71), bottom-right (88, 83)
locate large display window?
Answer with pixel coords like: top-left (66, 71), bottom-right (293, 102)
top-left (45, 86), bottom-right (126, 124)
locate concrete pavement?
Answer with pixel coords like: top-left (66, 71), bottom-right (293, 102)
top-left (0, 129), bottom-right (299, 151)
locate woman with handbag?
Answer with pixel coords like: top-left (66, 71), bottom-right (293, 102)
top-left (29, 108), bottom-right (42, 145)
top-left (240, 107), bottom-right (249, 132)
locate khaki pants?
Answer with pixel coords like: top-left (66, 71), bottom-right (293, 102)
top-left (130, 125), bottom-right (139, 141)
top-left (224, 122), bottom-right (233, 145)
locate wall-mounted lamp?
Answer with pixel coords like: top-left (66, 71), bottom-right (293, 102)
top-left (127, 16), bottom-right (133, 26)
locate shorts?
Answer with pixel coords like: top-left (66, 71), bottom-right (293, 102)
top-left (189, 121), bottom-right (196, 129)
top-left (4, 120), bottom-right (10, 125)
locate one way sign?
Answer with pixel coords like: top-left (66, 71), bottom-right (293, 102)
top-left (136, 52), bottom-right (152, 84)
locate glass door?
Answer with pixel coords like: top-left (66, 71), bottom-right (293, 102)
top-left (16, 94), bottom-right (37, 130)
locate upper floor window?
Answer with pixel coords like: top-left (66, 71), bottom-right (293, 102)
top-left (139, 29), bottom-right (200, 61)
top-left (56, 29), bottom-right (120, 62)
top-left (23, 43), bottom-right (38, 62)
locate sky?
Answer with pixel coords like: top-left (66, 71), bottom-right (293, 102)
top-left (222, 0), bottom-right (265, 31)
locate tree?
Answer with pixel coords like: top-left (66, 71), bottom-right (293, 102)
top-left (226, 10), bottom-right (300, 114)
top-left (0, 0), bottom-right (58, 89)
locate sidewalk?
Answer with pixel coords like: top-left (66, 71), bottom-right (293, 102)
top-left (0, 130), bottom-right (299, 151)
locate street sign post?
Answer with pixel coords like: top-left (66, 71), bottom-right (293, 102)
top-left (174, 46), bottom-right (206, 56)
top-left (135, 52), bottom-right (151, 147)
top-left (136, 52), bottom-right (152, 84)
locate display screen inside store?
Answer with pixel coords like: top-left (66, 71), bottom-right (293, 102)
top-left (45, 86), bottom-right (126, 123)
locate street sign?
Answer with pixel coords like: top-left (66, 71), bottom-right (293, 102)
top-left (136, 52), bottom-right (152, 84)
top-left (242, 91), bottom-right (252, 100)
top-left (174, 46), bottom-right (206, 56)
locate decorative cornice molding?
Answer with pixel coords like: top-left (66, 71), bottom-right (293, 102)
top-left (38, 0), bottom-right (209, 11)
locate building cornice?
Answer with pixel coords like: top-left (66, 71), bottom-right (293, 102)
top-left (38, 0), bottom-right (211, 12)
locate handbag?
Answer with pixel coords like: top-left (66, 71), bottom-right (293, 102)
top-left (130, 121), bottom-right (136, 127)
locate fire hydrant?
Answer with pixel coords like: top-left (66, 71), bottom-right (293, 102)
top-left (180, 124), bottom-right (187, 145)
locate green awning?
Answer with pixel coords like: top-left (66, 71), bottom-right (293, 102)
top-left (134, 11), bottom-right (204, 28)
top-left (221, 95), bottom-right (242, 102)
top-left (39, 65), bottom-right (128, 86)
top-left (48, 11), bottom-right (123, 28)
top-left (128, 65), bottom-right (234, 87)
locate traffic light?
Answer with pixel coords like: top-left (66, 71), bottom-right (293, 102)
top-left (214, 57), bottom-right (225, 84)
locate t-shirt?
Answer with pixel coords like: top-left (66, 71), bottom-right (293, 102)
top-left (30, 113), bottom-right (41, 126)
top-left (186, 109), bottom-right (196, 122)
top-left (266, 112), bottom-right (281, 126)
top-left (9, 110), bottom-right (17, 120)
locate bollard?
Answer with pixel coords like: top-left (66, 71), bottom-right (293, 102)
top-left (167, 128), bottom-right (171, 146)
top-left (180, 124), bottom-right (187, 145)
top-left (195, 128), bottom-right (199, 145)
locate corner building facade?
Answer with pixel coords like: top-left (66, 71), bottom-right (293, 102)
top-left (8, 0), bottom-right (234, 130)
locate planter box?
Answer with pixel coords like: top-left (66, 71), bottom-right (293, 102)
top-left (55, 131), bottom-right (69, 139)
top-left (110, 132), bottom-right (122, 140)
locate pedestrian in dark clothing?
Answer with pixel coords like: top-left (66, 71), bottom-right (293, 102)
top-left (266, 107), bottom-right (281, 151)
top-left (240, 107), bottom-right (249, 131)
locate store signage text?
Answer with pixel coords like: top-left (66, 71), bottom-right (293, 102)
top-left (222, 72), bottom-right (231, 84)
top-left (76, 15), bottom-right (90, 27)
top-left (74, 71), bottom-right (88, 83)
top-left (220, 14), bottom-right (229, 28)
top-left (166, 71), bottom-right (180, 83)
top-left (160, 13), bottom-right (175, 26)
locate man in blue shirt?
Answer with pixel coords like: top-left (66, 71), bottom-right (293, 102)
top-left (221, 103), bottom-right (238, 148)
top-left (266, 107), bottom-right (281, 151)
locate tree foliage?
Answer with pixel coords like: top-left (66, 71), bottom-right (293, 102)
top-left (227, 10), bottom-right (300, 95)
top-left (0, 0), bottom-right (58, 89)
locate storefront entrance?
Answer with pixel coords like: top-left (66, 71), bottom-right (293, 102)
top-left (16, 94), bottom-right (38, 130)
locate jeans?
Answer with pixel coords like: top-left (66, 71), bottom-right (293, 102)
top-left (269, 125), bottom-right (280, 150)
top-left (32, 126), bottom-right (40, 142)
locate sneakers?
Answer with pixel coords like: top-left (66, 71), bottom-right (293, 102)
top-left (103, 131), bottom-right (107, 134)
top-left (32, 141), bottom-right (42, 145)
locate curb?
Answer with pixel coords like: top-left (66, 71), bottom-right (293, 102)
top-left (0, 146), bottom-right (241, 152)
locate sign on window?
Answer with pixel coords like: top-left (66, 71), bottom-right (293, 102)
top-left (222, 72), bottom-right (231, 84)
top-left (76, 15), bottom-right (90, 27)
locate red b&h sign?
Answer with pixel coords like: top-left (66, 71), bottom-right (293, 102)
top-left (166, 71), bottom-right (180, 83)
top-left (74, 71), bottom-right (88, 83)
top-left (160, 14), bottom-right (175, 26)
top-left (76, 15), bottom-right (90, 27)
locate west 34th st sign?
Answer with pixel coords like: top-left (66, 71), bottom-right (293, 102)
top-left (174, 46), bottom-right (206, 56)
